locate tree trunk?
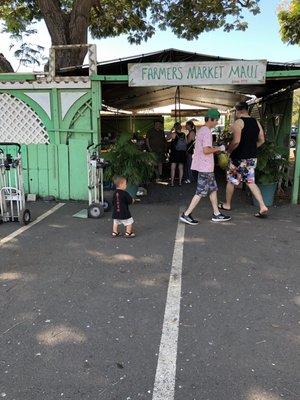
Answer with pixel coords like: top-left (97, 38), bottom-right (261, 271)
top-left (0, 54), bottom-right (14, 72)
top-left (38, 0), bottom-right (97, 71)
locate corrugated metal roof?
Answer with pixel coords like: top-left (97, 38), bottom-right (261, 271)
top-left (61, 48), bottom-right (300, 74)
top-left (61, 48), bottom-right (300, 111)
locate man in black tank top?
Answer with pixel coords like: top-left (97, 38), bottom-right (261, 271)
top-left (219, 102), bottom-right (269, 217)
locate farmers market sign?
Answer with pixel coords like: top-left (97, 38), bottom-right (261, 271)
top-left (128, 60), bottom-right (267, 86)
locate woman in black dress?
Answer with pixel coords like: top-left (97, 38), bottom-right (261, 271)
top-left (169, 122), bottom-right (187, 186)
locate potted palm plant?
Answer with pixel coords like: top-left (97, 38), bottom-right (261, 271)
top-left (104, 133), bottom-right (156, 197)
top-left (254, 141), bottom-right (288, 206)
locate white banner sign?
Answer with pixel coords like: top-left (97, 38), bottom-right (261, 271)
top-left (128, 60), bottom-right (267, 87)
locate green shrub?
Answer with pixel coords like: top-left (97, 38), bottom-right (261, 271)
top-left (256, 142), bottom-right (288, 184)
top-left (104, 133), bottom-right (156, 185)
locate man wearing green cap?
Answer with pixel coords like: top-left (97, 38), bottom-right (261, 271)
top-left (180, 108), bottom-right (231, 225)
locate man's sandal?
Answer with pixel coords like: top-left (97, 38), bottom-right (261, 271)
top-left (218, 202), bottom-right (231, 211)
top-left (125, 232), bottom-right (136, 238)
top-left (254, 212), bottom-right (268, 219)
top-left (111, 232), bottom-right (120, 237)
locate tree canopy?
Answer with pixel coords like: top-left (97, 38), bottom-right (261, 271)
top-left (0, 0), bottom-right (261, 69)
top-left (278, 0), bottom-right (300, 45)
top-left (292, 89), bottom-right (300, 126)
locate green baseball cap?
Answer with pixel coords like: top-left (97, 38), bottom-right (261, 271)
top-left (205, 108), bottom-right (221, 119)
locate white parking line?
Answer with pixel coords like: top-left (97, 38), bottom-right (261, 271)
top-left (0, 203), bottom-right (65, 246)
top-left (152, 213), bottom-right (185, 400)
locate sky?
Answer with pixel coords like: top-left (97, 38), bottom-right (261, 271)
top-left (0, 0), bottom-right (299, 72)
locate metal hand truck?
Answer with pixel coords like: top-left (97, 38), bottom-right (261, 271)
top-left (87, 143), bottom-right (110, 218)
top-left (0, 143), bottom-right (31, 225)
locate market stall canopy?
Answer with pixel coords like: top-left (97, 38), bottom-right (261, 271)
top-left (63, 48), bottom-right (300, 111)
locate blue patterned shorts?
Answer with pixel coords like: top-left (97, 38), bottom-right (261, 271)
top-left (196, 172), bottom-right (218, 197)
top-left (227, 158), bottom-right (257, 186)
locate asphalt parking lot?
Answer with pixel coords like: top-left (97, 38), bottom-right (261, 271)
top-left (0, 184), bottom-right (299, 400)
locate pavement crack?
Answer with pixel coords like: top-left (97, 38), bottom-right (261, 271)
top-left (0, 321), bottom-right (25, 336)
top-left (63, 267), bottom-right (77, 284)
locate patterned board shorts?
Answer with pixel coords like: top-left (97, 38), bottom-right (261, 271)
top-left (227, 158), bottom-right (257, 186)
top-left (196, 172), bottom-right (218, 197)
top-left (113, 217), bottom-right (134, 226)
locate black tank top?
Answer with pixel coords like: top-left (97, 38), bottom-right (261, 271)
top-left (187, 130), bottom-right (196, 154)
top-left (231, 117), bottom-right (259, 160)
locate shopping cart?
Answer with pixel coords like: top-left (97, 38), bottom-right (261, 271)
top-left (87, 143), bottom-right (110, 218)
top-left (0, 143), bottom-right (31, 225)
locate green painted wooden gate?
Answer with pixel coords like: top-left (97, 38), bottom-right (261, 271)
top-left (2, 140), bottom-right (89, 200)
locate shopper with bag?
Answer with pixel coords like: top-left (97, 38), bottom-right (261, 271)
top-left (169, 122), bottom-right (187, 186)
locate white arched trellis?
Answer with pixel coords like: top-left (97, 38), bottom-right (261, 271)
top-left (0, 93), bottom-right (49, 144)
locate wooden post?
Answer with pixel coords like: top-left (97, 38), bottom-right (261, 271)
top-left (292, 108), bottom-right (300, 204)
top-left (91, 80), bottom-right (101, 145)
top-left (51, 88), bottom-right (61, 145)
